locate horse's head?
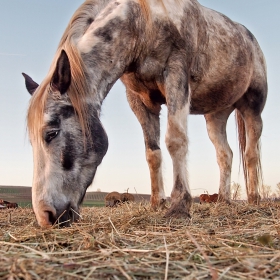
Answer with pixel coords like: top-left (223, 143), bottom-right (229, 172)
top-left (23, 50), bottom-right (108, 227)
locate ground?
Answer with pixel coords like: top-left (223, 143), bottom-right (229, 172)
top-left (0, 201), bottom-right (280, 279)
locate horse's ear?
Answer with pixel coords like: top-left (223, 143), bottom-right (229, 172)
top-left (22, 73), bottom-right (39, 95)
top-left (51, 50), bottom-right (71, 94)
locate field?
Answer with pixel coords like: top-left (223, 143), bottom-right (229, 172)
top-left (1, 201), bottom-right (280, 280)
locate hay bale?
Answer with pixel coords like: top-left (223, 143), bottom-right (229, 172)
top-left (121, 193), bottom-right (135, 203)
top-left (104, 191), bottom-right (121, 207)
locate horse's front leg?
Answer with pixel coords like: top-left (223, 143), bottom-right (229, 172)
top-left (125, 89), bottom-right (166, 210)
top-left (163, 58), bottom-right (192, 219)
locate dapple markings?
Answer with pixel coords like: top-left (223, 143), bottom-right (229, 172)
top-left (23, 0), bottom-right (267, 227)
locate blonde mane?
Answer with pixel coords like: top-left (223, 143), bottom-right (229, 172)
top-left (27, 4), bottom-right (91, 145)
top-left (138, 0), bottom-right (185, 25)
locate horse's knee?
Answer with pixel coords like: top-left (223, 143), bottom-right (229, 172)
top-left (217, 146), bottom-right (233, 167)
top-left (165, 134), bottom-right (187, 157)
top-left (146, 149), bottom-right (162, 170)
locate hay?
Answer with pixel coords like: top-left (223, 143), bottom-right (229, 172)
top-left (0, 201), bottom-right (280, 279)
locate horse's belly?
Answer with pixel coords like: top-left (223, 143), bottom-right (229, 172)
top-left (189, 74), bottom-right (249, 115)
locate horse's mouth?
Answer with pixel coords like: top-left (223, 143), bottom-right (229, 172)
top-left (53, 205), bottom-right (81, 227)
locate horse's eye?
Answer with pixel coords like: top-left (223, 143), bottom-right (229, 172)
top-left (45, 130), bottom-right (59, 143)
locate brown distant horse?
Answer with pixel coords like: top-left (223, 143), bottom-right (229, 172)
top-left (23, 0), bottom-right (267, 227)
top-left (6, 203), bottom-right (18, 209)
top-left (200, 193), bottom-right (218, 204)
top-left (0, 200), bottom-right (11, 204)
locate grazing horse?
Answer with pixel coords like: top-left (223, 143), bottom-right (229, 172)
top-left (200, 193), bottom-right (218, 204)
top-left (6, 203), bottom-right (19, 209)
top-left (0, 200), bottom-right (11, 204)
top-left (23, 0), bottom-right (267, 227)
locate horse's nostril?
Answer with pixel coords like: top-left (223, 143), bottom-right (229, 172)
top-left (36, 201), bottom-right (79, 227)
top-left (36, 201), bottom-right (57, 227)
top-left (46, 210), bottom-right (57, 225)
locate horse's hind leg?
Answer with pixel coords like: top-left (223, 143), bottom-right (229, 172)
top-left (236, 109), bottom-right (263, 204)
top-left (204, 107), bottom-right (234, 203)
top-left (235, 80), bottom-right (266, 204)
top-left (125, 89), bottom-right (166, 210)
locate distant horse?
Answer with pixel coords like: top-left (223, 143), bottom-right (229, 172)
top-left (105, 192), bottom-right (122, 207)
top-left (6, 203), bottom-right (18, 209)
top-left (23, 0), bottom-right (267, 227)
top-left (200, 193), bottom-right (218, 204)
top-left (0, 200), bottom-right (11, 204)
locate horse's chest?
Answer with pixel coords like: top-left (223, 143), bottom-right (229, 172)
top-left (122, 68), bottom-right (166, 115)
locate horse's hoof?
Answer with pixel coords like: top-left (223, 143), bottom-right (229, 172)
top-left (150, 197), bottom-right (167, 211)
top-left (248, 197), bottom-right (260, 205)
top-left (164, 207), bottom-right (191, 219)
top-left (217, 196), bottom-right (231, 204)
top-left (159, 198), bottom-right (168, 210)
top-left (164, 202), bottom-right (191, 219)
top-left (164, 192), bottom-right (192, 219)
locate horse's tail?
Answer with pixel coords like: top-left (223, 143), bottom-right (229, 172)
top-left (235, 110), bottom-right (263, 197)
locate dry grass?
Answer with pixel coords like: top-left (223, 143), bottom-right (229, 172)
top-left (0, 201), bottom-right (280, 279)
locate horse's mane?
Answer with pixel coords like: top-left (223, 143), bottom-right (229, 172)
top-left (27, 3), bottom-right (92, 145)
top-left (138, 0), bottom-right (185, 23)
top-left (27, 0), bottom-right (185, 144)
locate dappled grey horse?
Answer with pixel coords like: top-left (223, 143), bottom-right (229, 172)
top-left (23, 0), bottom-right (267, 227)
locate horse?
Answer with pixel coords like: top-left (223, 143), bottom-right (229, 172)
top-left (199, 193), bottom-right (218, 204)
top-left (23, 0), bottom-right (267, 227)
top-left (6, 203), bottom-right (18, 209)
top-left (105, 191), bottom-right (122, 207)
top-left (0, 200), bottom-right (11, 204)
top-left (199, 194), bottom-right (208, 204)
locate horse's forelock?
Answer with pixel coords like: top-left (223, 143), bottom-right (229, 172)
top-left (27, 41), bottom-right (90, 146)
top-left (27, 79), bottom-right (49, 147)
top-left (63, 42), bottom-right (91, 141)
top-left (27, 0), bottom-right (100, 146)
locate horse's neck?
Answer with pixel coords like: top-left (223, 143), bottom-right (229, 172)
top-left (76, 0), bottom-right (137, 105)
top-left (75, 0), bottom-right (205, 105)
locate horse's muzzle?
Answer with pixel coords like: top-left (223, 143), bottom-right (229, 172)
top-left (35, 201), bottom-right (79, 227)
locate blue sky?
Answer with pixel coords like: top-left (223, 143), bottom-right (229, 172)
top-left (0, 0), bottom-right (279, 198)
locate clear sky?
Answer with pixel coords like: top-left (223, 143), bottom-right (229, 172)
top-left (0, 0), bottom-right (279, 198)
